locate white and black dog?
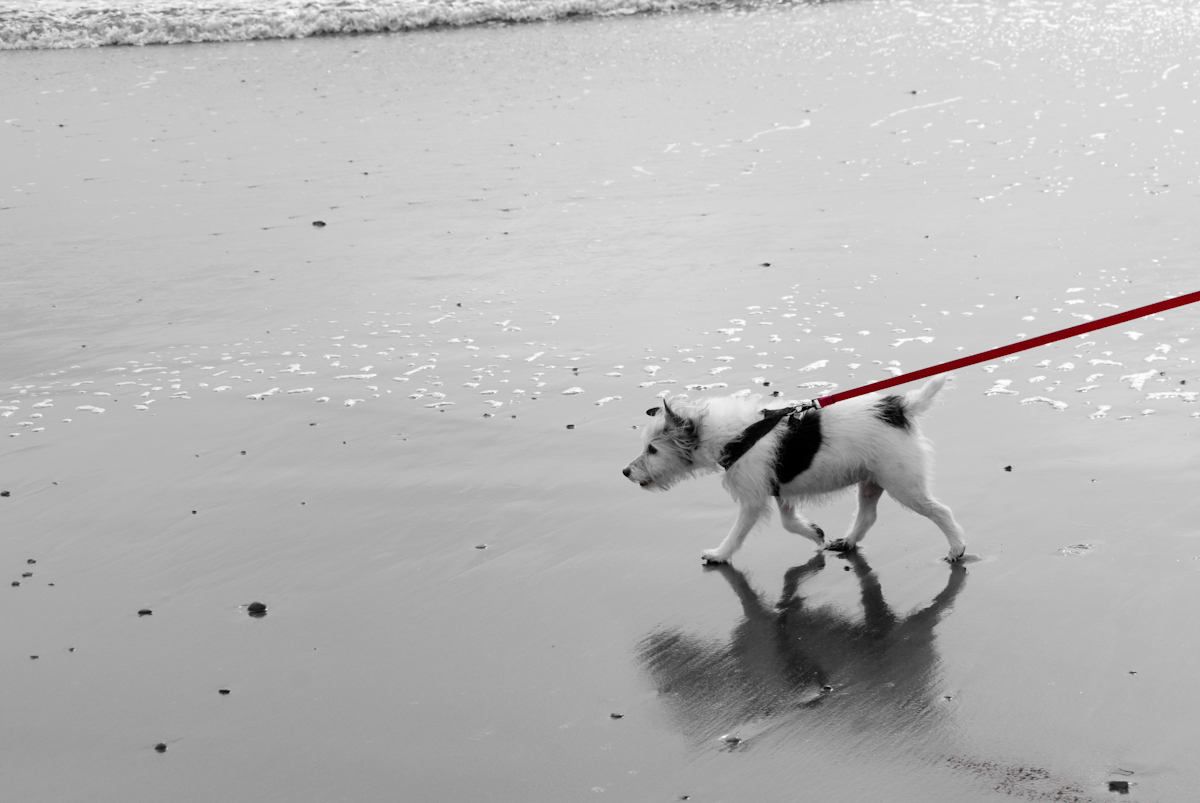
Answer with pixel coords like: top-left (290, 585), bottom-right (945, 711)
top-left (622, 376), bottom-right (965, 563)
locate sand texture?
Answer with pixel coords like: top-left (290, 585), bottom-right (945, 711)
top-left (3, 2), bottom-right (1200, 800)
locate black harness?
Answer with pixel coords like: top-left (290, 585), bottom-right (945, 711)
top-left (717, 401), bottom-right (818, 471)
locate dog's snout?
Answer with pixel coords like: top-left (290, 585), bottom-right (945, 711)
top-left (622, 466), bottom-right (632, 478)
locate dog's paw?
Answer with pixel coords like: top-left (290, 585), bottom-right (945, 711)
top-left (825, 538), bottom-right (857, 553)
top-left (944, 546), bottom-right (967, 563)
top-left (701, 549), bottom-right (731, 565)
top-left (812, 525), bottom-right (825, 540)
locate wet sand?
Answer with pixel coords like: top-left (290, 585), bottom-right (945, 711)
top-left (4, 2), bottom-right (1200, 800)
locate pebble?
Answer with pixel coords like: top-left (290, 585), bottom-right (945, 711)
top-left (609, 713), bottom-right (624, 719)
top-left (312, 221), bottom-right (326, 228)
top-left (138, 609), bottom-right (153, 616)
top-left (1108, 781), bottom-right (1130, 793)
top-left (247, 601), bottom-right (268, 618)
top-left (154, 743), bottom-right (168, 753)
top-left (219, 689), bottom-right (231, 695)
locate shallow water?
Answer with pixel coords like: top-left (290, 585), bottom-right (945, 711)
top-left (3, 2), bottom-right (1200, 801)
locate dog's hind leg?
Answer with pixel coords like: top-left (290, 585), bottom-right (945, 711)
top-left (777, 498), bottom-right (825, 547)
top-left (702, 499), bottom-right (768, 564)
top-left (883, 479), bottom-right (966, 562)
top-left (826, 481), bottom-right (883, 553)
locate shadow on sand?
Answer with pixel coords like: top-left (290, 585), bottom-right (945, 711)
top-left (637, 553), bottom-right (966, 750)
top-left (638, 555), bottom-right (1109, 800)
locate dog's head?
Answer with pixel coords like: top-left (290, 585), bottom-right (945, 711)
top-left (623, 397), bottom-right (702, 491)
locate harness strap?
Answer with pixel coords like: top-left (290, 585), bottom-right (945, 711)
top-left (718, 400), bottom-right (818, 470)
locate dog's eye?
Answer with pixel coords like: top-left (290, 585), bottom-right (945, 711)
top-left (647, 444), bottom-right (658, 455)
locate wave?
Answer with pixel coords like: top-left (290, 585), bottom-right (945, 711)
top-left (0, 0), bottom-right (773, 50)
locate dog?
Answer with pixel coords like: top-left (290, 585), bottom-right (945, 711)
top-left (622, 376), bottom-right (965, 563)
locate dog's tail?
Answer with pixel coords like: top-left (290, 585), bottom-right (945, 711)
top-left (902, 375), bottom-right (950, 418)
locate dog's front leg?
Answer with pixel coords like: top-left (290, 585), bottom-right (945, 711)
top-left (702, 499), bottom-right (767, 564)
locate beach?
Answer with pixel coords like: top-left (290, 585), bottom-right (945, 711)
top-left (3, 2), bottom-right (1200, 800)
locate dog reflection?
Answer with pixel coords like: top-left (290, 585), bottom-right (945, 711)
top-left (637, 553), bottom-right (967, 747)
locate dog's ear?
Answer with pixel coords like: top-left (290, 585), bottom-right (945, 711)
top-left (646, 407), bottom-right (661, 417)
top-left (662, 398), bottom-right (687, 429)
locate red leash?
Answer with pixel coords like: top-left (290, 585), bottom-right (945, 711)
top-left (812, 290), bottom-right (1200, 408)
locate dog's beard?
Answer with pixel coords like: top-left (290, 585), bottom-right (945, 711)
top-left (627, 454), bottom-right (698, 492)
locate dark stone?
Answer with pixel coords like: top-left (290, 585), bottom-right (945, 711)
top-left (27, 559), bottom-right (35, 564)
top-left (0, 491), bottom-right (9, 497)
top-left (312, 221), bottom-right (326, 227)
top-left (138, 609), bottom-right (153, 616)
top-left (566, 424), bottom-right (575, 429)
top-left (1108, 780), bottom-right (1130, 793)
top-left (247, 601), bottom-right (268, 618)
top-left (609, 713), bottom-right (624, 719)
top-left (154, 743), bottom-right (167, 753)
top-left (219, 689), bottom-right (231, 695)
top-left (1004, 465), bottom-right (1012, 472)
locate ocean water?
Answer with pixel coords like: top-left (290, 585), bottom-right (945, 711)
top-left (5, 0), bottom-right (1198, 50)
top-left (2, 0), bottom-right (749, 48)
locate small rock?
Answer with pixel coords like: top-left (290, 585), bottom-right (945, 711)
top-left (821, 684), bottom-right (834, 692)
top-left (609, 713), bottom-right (624, 719)
top-left (247, 601), bottom-right (267, 618)
top-left (219, 689), bottom-right (231, 695)
top-left (1108, 780), bottom-right (1130, 793)
top-left (720, 734), bottom-right (742, 746)
top-left (138, 609), bottom-right (152, 616)
top-left (26, 559), bottom-right (35, 564)
top-left (11, 582), bottom-right (18, 587)
top-left (21, 572), bottom-right (31, 578)
top-left (0, 491), bottom-right (9, 497)
top-left (475, 544), bottom-right (487, 550)
top-left (566, 424), bottom-right (575, 429)
top-left (1004, 465), bottom-right (1012, 472)
top-left (154, 743), bottom-right (168, 753)
top-left (30, 655), bottom-right (38, 660)
top-left (312, 220), bottom-right (326, 228)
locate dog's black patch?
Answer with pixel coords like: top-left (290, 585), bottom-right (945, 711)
top-left (772, 410), bottom-right (822, 493)
top-left (874, 395), bottom-right (910, 430)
